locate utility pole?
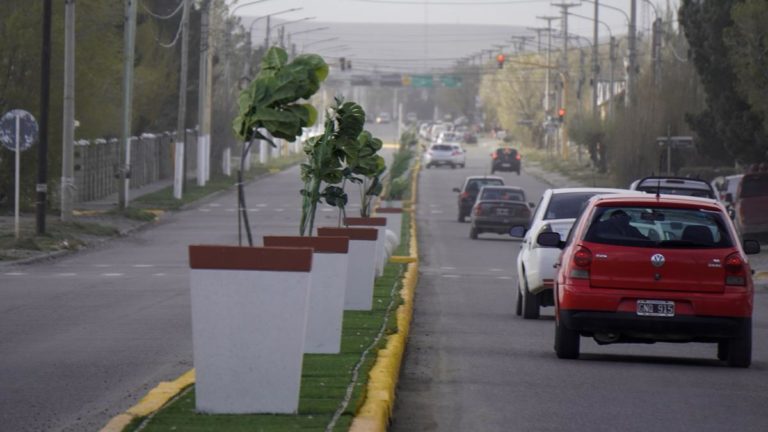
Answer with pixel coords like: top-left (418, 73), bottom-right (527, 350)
top-left (651, 17), bottom-right (662, 87)
top-left (174, 0), bottom-right (190, 199)
top-left (526, 27), bottom-right (547, 52)
top-left (552, 2), bottom-right (580, 160)
top-left (119, 0), bottom-right (137, 209)
top-left (264, 15), bottom-right (271, 48)
top-left (591, 0), bottom-right (599, 120)
top-left (609, 36), bottom-right (617, 117)
top-left (627, 0), bottom-right (638, 106)
top-left (61, 0), bottom-right (75, 221)
top-left (37, 0), bottom-right (52, 235)
top-left (537, 16), bottom-right (558, 116)
top-left (197, 0), bottom-right (210, 187)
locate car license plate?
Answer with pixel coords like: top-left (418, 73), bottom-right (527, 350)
top-left (501, 163), bottom-right (511, 167)
top-left (636, 300), bottom-right (675, 317)
top-left (496, 208), bottom-right (509, 216)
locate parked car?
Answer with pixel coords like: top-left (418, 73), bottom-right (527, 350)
top-left (469, 186), bottom-right (535, 239)
top-left (711, 174), bottom-right (744, 211)
top-left (423, 143), bottom-right (465, 169)
top-left (536, 193), bottom-right (761, 367)
top-left (512, 188), bottom-right (630, 319)
top-left (629, 176), bottom-right (716, 199)
top-left (376, 112), bottom-right (391, 124)
top-left (491, 147), bottom-right (521, 174)
top-left (453, 176), bottom-right (505, 222)
top-left (732, 172), bottom-right (768, 240)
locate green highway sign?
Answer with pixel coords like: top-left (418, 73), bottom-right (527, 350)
top-left (440, 75), bottom-right (462, 88)
top-left (411, 75), bottom-right (433, 88)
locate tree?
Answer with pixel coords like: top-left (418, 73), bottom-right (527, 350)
top-left (679, 0), bottom-right (768, 164)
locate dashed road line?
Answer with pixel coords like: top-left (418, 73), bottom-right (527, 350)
top-left (3, 272), bottom-right (27, 276)
top-left (102, 273), bottom-right (124, 277)
top-left (153, 273), bottom-right (166, 277)
top-left (430, 210), bottom-right (444, 214)
top-left (496, 276), bottom-right (513, 280)
top-left (132, 264), bottom-right (154, 268)
top-left (489, 268), bottom-right (504, 272)
top-left (55, 273), bottom-right (77, 277)
top-left (442, 274), bottom-right (460, 278)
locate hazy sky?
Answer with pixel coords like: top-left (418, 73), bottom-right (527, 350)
top-left (233, 0), bottom-right (673, 36)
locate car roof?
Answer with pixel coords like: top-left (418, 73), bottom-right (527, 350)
top-left (480, 185), bottom-right (524, 191)
top-left (466, 175), bottom-right (505, 181)
top-left (589, 192), bottom-right (723, 209)
top-left (548, 187), bottom-right (630, 195)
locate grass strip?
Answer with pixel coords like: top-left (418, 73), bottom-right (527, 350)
top-left (126, 213), bottom-right (411, 432)
top-left (521, 146), bottom-right (617, 188)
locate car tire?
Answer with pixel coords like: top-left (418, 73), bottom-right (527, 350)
top-left (726, 319), bottom-right (751, 368)
top-left (516, 169), bottom-right (521, 176)
top-left (461, 163), bottom-right (465, 168)
top-left (470, 226), bottom-right (478, 239)
top-left (554, 315), bottom-right (580, 359)
top-left (458, 213), bottom-right (465, 223)
top-left (522, 276), bottom-right (540, 320)
top-left (451, 164), bottom-right (456, 169)
top-left (515, 283), bottom-right (523, 316)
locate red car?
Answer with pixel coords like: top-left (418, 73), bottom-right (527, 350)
top-left (537, 193), bottom-right (761, 367)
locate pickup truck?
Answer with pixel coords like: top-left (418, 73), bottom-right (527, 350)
top-left (732, 173), bottom-right (768, 240)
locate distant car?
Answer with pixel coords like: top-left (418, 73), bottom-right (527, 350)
top-left (406, 112), bottom-right (418, 123)
top-left (469, 186), bottom-right (535, 239)
top-left (436, 131), bottom-right (462, 145)
top-left (429, 123), bottom-right (452, 142)
top-left (418, 123), bottom-right (431, 140)
top-left (423, 143), bottom-right (464, 169)
top-left (629, 176), bottom-right (716, 199)
top-left (537, 193), bottom-right (760, 366)
top-left (513, 188), bottom-right (630, 319)
top-left (453, 176), bottom-right (505, 222)
top-left (376, 112), bottom-right (391, 124)
top-left (733, 172), bottom-right (768, 240)
top-left (491, 147), bottom-right (521, 175)
top-left (712, 174), bottom-right (744, 208)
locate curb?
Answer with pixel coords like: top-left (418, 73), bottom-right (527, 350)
top-left (349, 161), bottom-right (421, 432)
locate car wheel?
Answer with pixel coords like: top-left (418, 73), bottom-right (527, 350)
top-left (516, 169), bottom-right (521, 176)
top-left (461, 163), bottom-right (465, 168)
top-left (515, 283), bottom-right (523, 316)
top-left (470, 226), bottom-right (478, 239)
top-left (458, 213), bottom-right (465, 223)
top-left (554, 315), bottom-right (580, 359)
top-left (522, 277), bottom-right (540, 319)
top-left (726, 318), bottom-right (751, 368)
top-left (451, 164), bottom-right (456, 169)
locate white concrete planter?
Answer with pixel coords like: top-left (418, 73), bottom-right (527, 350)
top-left (375, 207), bottom-right (404, 249)
top-left (344, 217), bottom-right (388, 277)
top-left (188, 245), bottom-right (313, 414)
top-left (263, 236), bottom-right (349, 354)
top-left (317, 227), bottom-right (378, 311)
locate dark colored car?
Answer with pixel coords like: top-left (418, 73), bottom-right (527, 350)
top-left (491, 147), bottom-right (521, 174)
top-left (453, 176), bottom-right (505, 222)
top-left (469, 186), bottom-right (534, 239)
top-left (537, 193), bottom-right (761, 367)
top-left (733, 173), bottom-right (768, 240)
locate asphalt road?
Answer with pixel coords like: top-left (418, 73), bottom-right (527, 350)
top-left (391, 139), bottom-right (768, 432)
top-left (0, 123), bottom-right (395, 432)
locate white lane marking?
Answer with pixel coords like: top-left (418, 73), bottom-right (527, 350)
top-left (497, 276), bottom-right (513, 280)
top-left (274, 208), bottom-right (285, 212)
top-left (321, 208), bottom-right (334, 212)
top-left (55, 273), bottom-right (77, 277)
top-left (4, 272), bottom-right (27, 276)
top-left (248, 208), bottom-right (260, 212)
top-left (429, 204), bottom-right (439, 208)
top-left (256, 203), bottom-right (268, 208)
top-left (199, 208), bottom-right (211, 212)
top-left (132, 264), bottom-right (154, 268)
top-left (440, 266), bottom-right (456, 270)
top-left (102, 273), bottom-right (124, 277)
top-left (153, 273), bottom-right (166, 277)
top-left (430, 210), bottom-right (444, 214)
top-left (489, 268), bottom-right (504, 272)
top-left (442, 274), bottom-right (460, 278)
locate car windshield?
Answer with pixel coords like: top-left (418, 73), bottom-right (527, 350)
top-left (740, 175), bottom-right (768, 198)
top-left (431, 145), bottom-right (452, 151)
top-left (544, 192), bottom-right (605, 220)
top-left (584, 206), bottom-right (733, 248)
top-left (480, 188), bottom-right (524, 201)
top-left (466, 179), bottom-right (504, 194)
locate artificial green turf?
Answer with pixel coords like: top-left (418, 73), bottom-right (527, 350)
top-left (128, 212), bottom-right (411, 432)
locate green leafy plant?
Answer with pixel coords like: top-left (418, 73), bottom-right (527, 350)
top-left (299, 98), bottom-right (366, 236)
top-left (233, 47), bottom-right (328, 244)
top-left (346, 130), bottom-right (386, 218)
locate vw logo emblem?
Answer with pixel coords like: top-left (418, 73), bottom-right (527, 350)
top-left (651, 253), bottom-right (665, 268)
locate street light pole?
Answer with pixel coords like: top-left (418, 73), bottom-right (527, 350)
top-left (537, 16), bottom-right (558, 116)
top-left (61, 0), bottom-right (75, 220)
top-left (592, 0), bottom-right (599, 120)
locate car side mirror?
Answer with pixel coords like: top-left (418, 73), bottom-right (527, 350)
top-left (452, 187), bottom-right (461, 193)
top-left (510, 226), bottom-right (527, 238)
top-left (536, 231), bottom-right (563, 248)
top-left (743, 239), bottom-right (761, 255)
top-left (528, 202), bottom-right (535, 208)
top-left (725, 193), bottom-right (734, 203)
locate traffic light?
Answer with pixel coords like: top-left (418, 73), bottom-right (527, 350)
top-left (557, 107), bottom-right (566, 123)
top-left (340, 57), bottom-right (346, 71)
top-left (496, 54), bottom-right (505, 69)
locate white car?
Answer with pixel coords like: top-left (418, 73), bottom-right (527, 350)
top-left (423, 143), bottom-right (465, 168)
top-left (514, 187), bottom-right (630, 319)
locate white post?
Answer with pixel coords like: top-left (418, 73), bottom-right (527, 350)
top-left (223, 147), bottom-right (232, 176)
top-left (125, 136), bottom-right (131, 203)
top-left (173, 141), bottom-right (184, 199)
top-left (14, 114), bottom-right (20, 240)
top-left (259, 140), bottom-right (268, 164)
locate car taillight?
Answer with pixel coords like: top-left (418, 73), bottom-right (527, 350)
top-left (724, 252), bottom-right (747, 286)
top-left (516, 154), bottom-right (521, 160)
top-left (491, 153), bottom-right (497, 159)
top-left (452, 150), bottom-right (461, 156)
top-left (474, 204), bottom-right (485, 216)
top-left (570, 246), bottom-right (592, 279)
top-left (460, 192), bottom-right (470, 200)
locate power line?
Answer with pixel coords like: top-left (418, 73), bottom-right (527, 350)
top-left (141, 0), bottom-right (184, 20)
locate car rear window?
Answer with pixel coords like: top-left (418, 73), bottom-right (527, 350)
top-left (431, 144), bottom-right (452, 151)
top-left (636, 186), bottom-right (714, 198)
top-left (583, 206), bottom-right (733, 248)
top-left (495, 148), bottom-right (517, 156)
top-left (480, 188), bottom-right (524, 201)
top-left (740, 175), bottom-right (768, 198)
top-left (466, 179), bottom-right (504, 193)
top-left (544, 192), bottom-right (606, 220)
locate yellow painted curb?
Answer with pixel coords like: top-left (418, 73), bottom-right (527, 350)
top-left (756, 271), bottom-right (768, 281)
top-left (389, 255), bottom-right (418, 264)
top-left (98, 369), bottom-right (195, 432)
top-left (350, 161), bottom-right (421, 432)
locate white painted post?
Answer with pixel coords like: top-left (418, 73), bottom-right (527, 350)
top-left (14, 114), bottom-right (20, 239)
top-left (345, 217), bottom-right (388, 276)
top-left (189, 245), bottom-right (313, 414)
top-left (259, 140), bottom-right (268, 164)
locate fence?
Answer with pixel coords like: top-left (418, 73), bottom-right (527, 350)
top-left (73, 130), bottom-right (197, 203)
